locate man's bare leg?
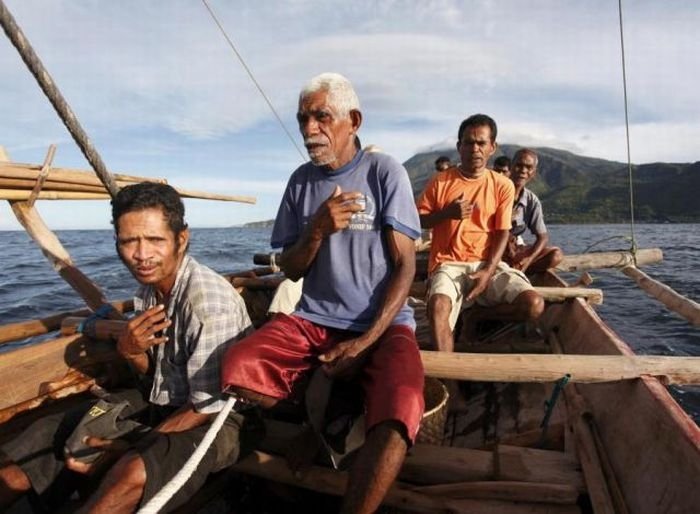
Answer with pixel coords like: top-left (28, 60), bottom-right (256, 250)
top-left (340, 421), bottom-right (407, 514)
top-left (427, 293), bottom-right (454, 352)
top-left (529, 247), bottom-right (563, 273)
top-left (78, 453), bottom-right (145, 514)
top-left (0, 458), bottom-right (31, 508)
top-left (457, 290), bottom-right (544, 346)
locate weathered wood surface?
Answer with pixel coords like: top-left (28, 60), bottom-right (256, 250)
top-left (0, 161), bottom-right (256, 203)
top-left (409, 480), bottom-right (579, 504)
top-left (232, 451), bottom-right (582, 513)
top-left (555, 248), bottom-right (663, 272)
top-left (409, 282), bottom-right (604, 304)
top-left (420, 351), bottom-right (700, 385)
top-left (0, 299), bottom-right (133, 345)
top-left (0, 333), bottom-right (118, 412)
top-left (0, 161), bottom-right (166, 186)
top-left (415, 248), bottom-right (663, 277)
top-left (61, 317), bottom-right (126, 340)
top-left (539, 271), bottom-right (700, 514)
top-left (621, 265), bottom-right (700, 326)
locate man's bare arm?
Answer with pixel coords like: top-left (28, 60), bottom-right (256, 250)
top-left (155, 402), bottom-right (213, 434)
top-left (281, 185), bottom-right (363, 281)
top-left (465, 229), bottom-right (510, 302)
top-left (319, 228), bottom-right (415, 377)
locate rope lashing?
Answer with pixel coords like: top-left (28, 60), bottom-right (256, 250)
top-left (538, 374), bottom-right (570, 448)
top-left (269, 252), bottom-right (280, 273)
top-left (76, 303), bottom-right (116, 337)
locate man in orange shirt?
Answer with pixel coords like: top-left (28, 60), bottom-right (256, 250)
top-left (416, 114), bottom-right (544, 353)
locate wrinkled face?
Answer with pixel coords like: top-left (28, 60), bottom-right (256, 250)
top-left (512, 152), bottom-right (537, 187)
top-left (116, 207), bottom-right (188, 296)
top-left (297, 90), bottom-right (357, 170)
top-left (457, 125), bottom-right (496, 175)
top-left (493, 163), bottom-right (511, 177)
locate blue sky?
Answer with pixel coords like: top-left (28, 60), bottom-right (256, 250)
top-left (1, 0), bottom-right (698, 230)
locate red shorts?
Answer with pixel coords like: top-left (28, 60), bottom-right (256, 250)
top-left (222, 314), bottom-right (425, 443)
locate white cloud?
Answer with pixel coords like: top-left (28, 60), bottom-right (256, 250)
top-left (1, 0), bottom-right (698, 228)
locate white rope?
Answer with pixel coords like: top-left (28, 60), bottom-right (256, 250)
top-left (137, 396), bottom-right (237, 514)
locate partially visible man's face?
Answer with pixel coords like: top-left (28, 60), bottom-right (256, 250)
top-left (297, 90), bottom-right (356, 170)
top-left (493, 163), bottom-right (511, 177)
top-left (457, 124), bottom-right (496, 175)
top-left (512, 152), bottom-right (537, 188)
top-left (116, 207), bottom-right (188, 296)
top-left (435, 161), bottom-right (451, 172)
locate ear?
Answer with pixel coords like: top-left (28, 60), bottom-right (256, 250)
top-left (177, 228), bottom-right (190, 255)
top-left (349, 109), bottom-right (362, 133)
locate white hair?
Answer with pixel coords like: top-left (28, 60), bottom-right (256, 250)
top-left (300, 72), bottom-right (360, 118)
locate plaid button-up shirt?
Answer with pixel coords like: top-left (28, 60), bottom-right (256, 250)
top-left (133, 255), bottom-right (252, 414)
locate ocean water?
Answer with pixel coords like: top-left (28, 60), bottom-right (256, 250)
top-left (0, 224), bottom-right (698, 421)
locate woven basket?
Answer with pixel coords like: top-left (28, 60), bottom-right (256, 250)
top-left (416, 377), bottom-right (449, 445)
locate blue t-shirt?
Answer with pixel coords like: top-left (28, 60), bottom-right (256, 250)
top-left (271, 150), bottom-right (421, 331)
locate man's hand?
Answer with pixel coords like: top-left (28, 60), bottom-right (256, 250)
top-left (117, 304), bottom-right (171, 359)
top-left (444, 194), bottom-right (475, 220)
top-left (64, 436), bottom-right (130, 475)
top-left (318, 338), bottom-right (371, 379)
top-left (309, 186), bottom-right (364, 240)
top-left (464, 267), bottom-right (493, 303)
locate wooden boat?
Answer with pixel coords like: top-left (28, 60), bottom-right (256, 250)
top-left (1, 246), bottom-right (699, 514)
top-left (1, 4), bottom-right (699, 512)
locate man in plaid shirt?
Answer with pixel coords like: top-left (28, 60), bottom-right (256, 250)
top-left (0, 183), bottom-right (258, 513)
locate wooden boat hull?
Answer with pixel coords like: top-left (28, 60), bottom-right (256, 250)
top-left (0, 269), bottom-right (698, 512)
top-left (539, 271), bottom-right (700, 514)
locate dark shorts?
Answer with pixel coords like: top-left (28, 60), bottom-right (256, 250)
top-left (0, 390), bottom-right (262, 511)
top-left (222, 313), bottom-right (425, 443)
top-left (137, 408), bottom-right (263, 510)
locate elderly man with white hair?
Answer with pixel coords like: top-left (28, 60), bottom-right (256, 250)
top-left (222, 72), bottom-right (424, 513)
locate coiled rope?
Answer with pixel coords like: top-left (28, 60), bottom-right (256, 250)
top-left (137, 396), bottom-right (237, 514)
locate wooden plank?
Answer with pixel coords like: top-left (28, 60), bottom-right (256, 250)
top-left (409, 281), bottom-right (603, 304)
top-left (0, 176), bottom-right (106, 193)
top-left (0, 334), bottom-right (118, 411)
top-left (1, 189), bottom-right (111, 200)
top-left (232, 450), bottom-right (581, 514)
top-left (410, 480), bottom-right (578, 504)
top-left (0, 299), bottom-right (133, 345)
top-left (621, 265), bottom-right (700, 325)
top-left (539, 273), bottom-right (700, 514)
top-left (420, 351), bottom-right (700, 385)
top-left (402, 444), bottom-right (584, 490)
top-left (555, 249), bottom-right (663, 272)
top-left (0, 162), bottom-right (256, 203)
top-left (61, 317), bottom-right (126, 340)
top-left (0, 161), bottom-right (167, 185)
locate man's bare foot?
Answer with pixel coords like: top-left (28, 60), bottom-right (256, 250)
top-left (285, 426), bottom-right (321, 478)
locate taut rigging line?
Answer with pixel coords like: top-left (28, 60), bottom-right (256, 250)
top-left (201, 0), bottom-right (307, 162)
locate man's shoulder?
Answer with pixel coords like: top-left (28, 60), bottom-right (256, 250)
top-left (178, 257), bottom-right (243, 312)
top-left (522, 187), bottom-right (542, 206)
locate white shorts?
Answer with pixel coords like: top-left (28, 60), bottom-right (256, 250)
top-left (428, 261), bottom-right (534, 329)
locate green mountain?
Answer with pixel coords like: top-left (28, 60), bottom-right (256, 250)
top-left (406, 145), bottom-right (700, 223)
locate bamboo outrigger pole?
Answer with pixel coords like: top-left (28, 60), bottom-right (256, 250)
top-left (621, 265), bottom-right (700, 326)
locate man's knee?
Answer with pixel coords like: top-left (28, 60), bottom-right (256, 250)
top-left (428, 294), bottom-right (452, 321)
top-left (549, 247), bottom-right (564, 267)
top-left (105, 452), bottom-right (147, 492)
top-left (515, 290), bottom-right (545, 320)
